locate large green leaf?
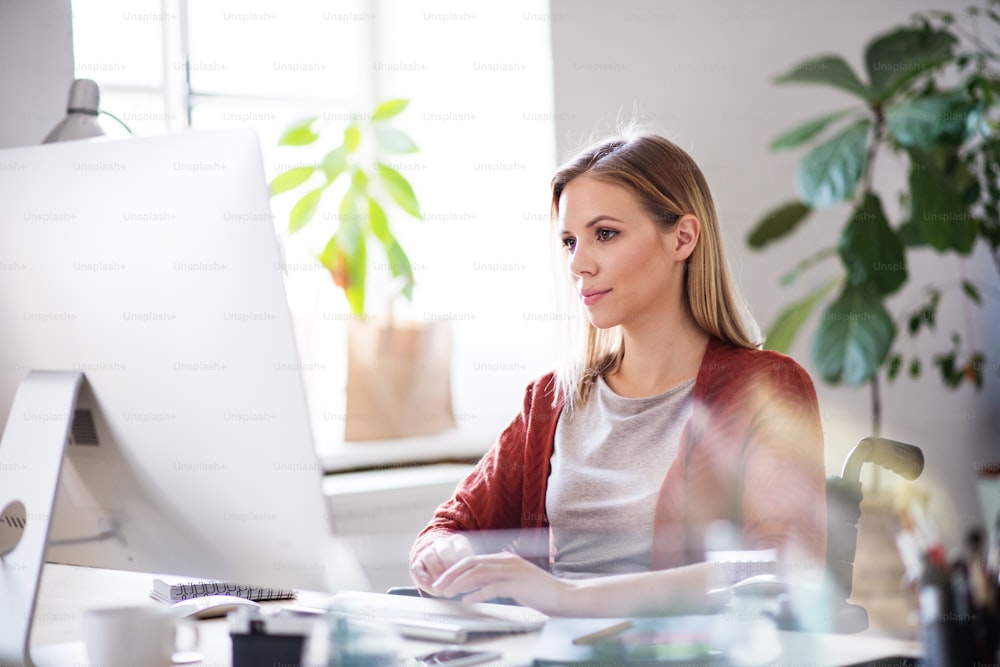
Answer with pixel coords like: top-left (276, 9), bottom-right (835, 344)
top-left (343, 121), bottom-right (362, 152)
top-left (864, 27), bottom-right (956, 100)
top-left (386, 240), bottom-right (414, 300)
top-left (769, 110), bottom-right (855, 152)
top-left (375, 126), bottom-right (419, 154)
top-left (376, 163), bottom-right (422, 218)
top-left (795, 119), bottom-right (872, 209)
top-left (278, 116), bottom-right (319, 146)
top-left (775, 56), bottom-right (874, 101)
top-left (288, 187), bottom-right (324, 234)
top-left (368, 198), bottom-right (414, 298)
top-left (763, 277), bottom-right (839, 353)
top-left (321, 145), bottom-right (348, 184)
top-left (318, 236), bottom-right (347, 289)
top-left (317, 234), bottom-right (365, 315)
top-left (747, 201), bottom-right (812, 249)
top-left (908, 148), bottom-right (979, 253)
top-left (333, 192), bottom-right (367, 314)
top-left (838, 193), bottom-right (907, 295)
top-left (350, 168), bottom-right (369, 195)
top-left (343, 233), bottom-right (367, 315)
top-left (367, 196), bottom-right (390, 241)
top-left (886, 91), bottom-right (971, 148)
top-left (897, 219), bottom-right (928, 248)
top-left (337, 191), bottom-right (365, 252)
top-left (270, 166), bottom-right (315, 196)
top-left (372, 98), bottom-right (410, 121)
top-left (811, 285), bottom-right (895, 387)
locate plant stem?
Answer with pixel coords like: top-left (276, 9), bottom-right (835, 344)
top-left (869, 373), bottom-right (882, 494)
top-left (861, 107), bottom-right (884, 498)
top-left (781, 246), bottom-right (838, 283)
top-left (860, 108), bottom-right (884, 194)
top-left (869, 374), bottom-right (881, 434)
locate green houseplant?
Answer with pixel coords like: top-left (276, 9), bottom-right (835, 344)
top-left (270, 98), bottom-right (421, 316)
top-left (748, 1), bottom-right (1000, 436)
top-left (270, 99), bottom-right (455, 440)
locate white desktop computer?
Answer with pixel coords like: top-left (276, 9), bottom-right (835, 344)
top-left (0, 129), bottom-right (369, 666)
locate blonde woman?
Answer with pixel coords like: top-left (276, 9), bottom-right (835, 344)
top-left (409, 133), bottom-right (827, 616)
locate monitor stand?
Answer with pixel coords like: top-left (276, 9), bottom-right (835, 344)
top-left (0, 371), bottom-right (84, 667)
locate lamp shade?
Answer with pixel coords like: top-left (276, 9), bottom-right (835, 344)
top-left (43, 79), bottom-right (106, 143)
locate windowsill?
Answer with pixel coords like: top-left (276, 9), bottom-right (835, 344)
top-left (316, 427), bottom-right (495, 473)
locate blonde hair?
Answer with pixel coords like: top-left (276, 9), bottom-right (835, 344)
top-left (550, 132), bottom-right (761, 409)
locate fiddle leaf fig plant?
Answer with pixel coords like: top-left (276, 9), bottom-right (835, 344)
top-left (748, 1), bottom-right (1000, 432)
top-left (270, 98), bottom-right (422, 315)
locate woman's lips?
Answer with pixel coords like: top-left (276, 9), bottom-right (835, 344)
top-left (581, 288), bottom-right (611, 306)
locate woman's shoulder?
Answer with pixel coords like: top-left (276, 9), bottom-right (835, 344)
top-left (522, 371), bottom-right (562, 409)
top-left (699, 338), bottom-right (816, 393)
top-left (491, 371), bottom-right (563, 422)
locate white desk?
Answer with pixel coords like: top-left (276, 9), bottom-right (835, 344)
top-left (29, 563), bottom-right (922, 666)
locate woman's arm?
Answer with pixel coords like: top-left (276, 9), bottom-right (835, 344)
top-left (409, 374), bottom-right (559, 592)
top-left (739, 356), bottom-right (827, 564)
top-left (432, 552), bottom-right (719, 617)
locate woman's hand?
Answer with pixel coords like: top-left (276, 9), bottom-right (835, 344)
top-left (432, 552), bottom-right (579, 615)
top-left (409, 533), bottom-right (475, 596)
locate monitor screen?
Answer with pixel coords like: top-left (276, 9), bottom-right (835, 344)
top-left (0, 129), bottom-right (367, 593)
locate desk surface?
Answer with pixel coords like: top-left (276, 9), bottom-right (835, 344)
top-left (30, 563), bottom-right (922, 667)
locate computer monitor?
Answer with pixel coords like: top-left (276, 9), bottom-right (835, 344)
top-left (0, 129), bottom-right (368, 664)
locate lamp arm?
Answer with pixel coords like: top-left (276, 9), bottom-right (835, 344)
top-left (841, 436), bottom-right (924, 483)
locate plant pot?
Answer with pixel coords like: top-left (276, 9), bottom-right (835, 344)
top-left (344, 318), bottom-right (455, 441)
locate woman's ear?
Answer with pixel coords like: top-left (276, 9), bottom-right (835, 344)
top-left (672, 214), bottom-right (700, 261)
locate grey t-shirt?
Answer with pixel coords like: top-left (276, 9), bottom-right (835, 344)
top-left (547, 375), bottom-right (695, 579)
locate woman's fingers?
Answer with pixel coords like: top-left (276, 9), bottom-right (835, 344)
top-left (410, 534), bottom-right (476, 595)
top-left (433, 552), bottom-right (523, 596)
top-left (409, 560), bottom-right (433, 588)
top-left (433, 534), bottom-right (473, 568)
top-left (432, 553), bottom-right (575, 615)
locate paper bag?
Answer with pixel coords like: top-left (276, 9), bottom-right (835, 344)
top-left (344, 319), bottom-right (455, 441)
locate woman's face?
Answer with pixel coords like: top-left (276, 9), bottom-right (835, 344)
top-left (558, 174), bottom-right (690, 331)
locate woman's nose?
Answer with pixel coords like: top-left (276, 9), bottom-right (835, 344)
top-left (568, 244), bottom-right (595, 277)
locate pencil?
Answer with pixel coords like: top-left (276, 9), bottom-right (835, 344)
top-left (571, 620), bottom-right (634, 645)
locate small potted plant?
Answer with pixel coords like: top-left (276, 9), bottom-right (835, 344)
top-left (270, 99), bottom-right (454, 441)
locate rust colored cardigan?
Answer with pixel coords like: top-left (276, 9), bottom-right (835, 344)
top-left (412, 337), bottom-right (827, 573)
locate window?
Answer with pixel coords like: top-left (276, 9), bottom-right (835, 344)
top-left (72, 0), bottom-right (560, 456)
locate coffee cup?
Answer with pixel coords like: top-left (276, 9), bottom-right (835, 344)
top-left (82, 605), bottom-right (200, 667)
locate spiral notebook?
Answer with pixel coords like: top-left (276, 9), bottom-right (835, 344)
top-left (150, 576), bottom-right (298, 603)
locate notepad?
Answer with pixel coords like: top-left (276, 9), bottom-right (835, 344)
top-left (150, 577), bottom-right (298, 603)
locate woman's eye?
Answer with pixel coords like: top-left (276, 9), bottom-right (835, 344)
top-left (561, 237), bottom-right (576, 251)
top-left (597, 228), bottom-right (617, 241)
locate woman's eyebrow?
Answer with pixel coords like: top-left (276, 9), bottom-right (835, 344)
top-left (559, 214), bottom-right (625, 235)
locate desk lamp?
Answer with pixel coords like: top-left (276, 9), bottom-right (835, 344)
top-left (42, 78), bottom-right (106, 143)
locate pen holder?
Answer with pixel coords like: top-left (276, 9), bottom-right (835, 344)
top-left (229, 606), bottom-right (318, 667)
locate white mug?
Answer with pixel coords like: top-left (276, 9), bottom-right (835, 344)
top-left (82, 605), bottom-right (199, 667)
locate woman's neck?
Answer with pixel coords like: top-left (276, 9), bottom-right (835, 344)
top-left (605, 309), bottom-right (710, 398)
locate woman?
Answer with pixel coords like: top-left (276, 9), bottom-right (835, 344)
top-left (409, 132), bottom-right (827, 616)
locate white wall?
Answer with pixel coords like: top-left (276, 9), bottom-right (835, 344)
top-left (549, 0), bottom-right (1000, 545)
top-left (0, 0), bottom-right (75, 148)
